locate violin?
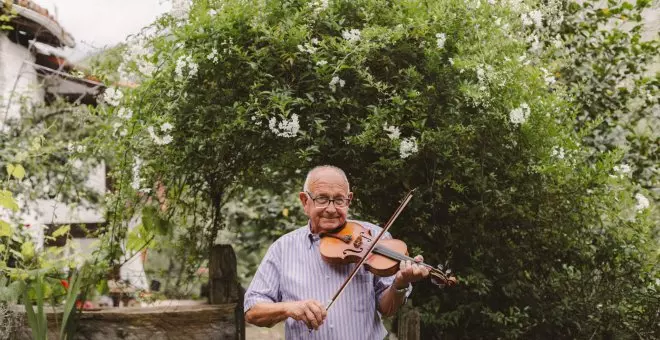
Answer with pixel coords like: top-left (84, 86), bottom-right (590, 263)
top-left (320, 221), bottom-right (457, 287)
top-left (318, 190), bottom-right (456, 313)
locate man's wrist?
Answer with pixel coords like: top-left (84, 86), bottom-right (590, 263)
top-left (392, 281), bottom-right (410, 293)
top-left (280, 302), bottom-right (293, 318)
top-left (393, 279), bottom-right (409, 291)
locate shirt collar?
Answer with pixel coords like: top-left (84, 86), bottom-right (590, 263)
top-left (306, 221), bottom-right (320, 248)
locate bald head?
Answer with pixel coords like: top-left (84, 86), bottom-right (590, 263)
top-left (303, 165), bottom-right (350, 193)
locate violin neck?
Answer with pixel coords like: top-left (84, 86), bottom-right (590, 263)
top-left (372, 244), bottom-right (451, 284)
top-left (373, 244), bottom-right (434, 270)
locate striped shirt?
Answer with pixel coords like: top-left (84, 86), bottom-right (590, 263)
top-left (244, 220), bottom-right (411, 340)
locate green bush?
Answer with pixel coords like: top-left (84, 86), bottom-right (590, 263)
top-left (97, 0), bottom-right (658, 338)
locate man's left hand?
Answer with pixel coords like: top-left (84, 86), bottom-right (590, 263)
top-left (393, 255), bottom-right (430, 288)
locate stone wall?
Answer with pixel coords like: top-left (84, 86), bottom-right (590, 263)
top-left (12, 304), bottom-right (239, 340)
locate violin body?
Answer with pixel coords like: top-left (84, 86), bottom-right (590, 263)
top-left (320, 221), bottom-right (407, 277)
top-left (320, 221), bottom-right (456, 286)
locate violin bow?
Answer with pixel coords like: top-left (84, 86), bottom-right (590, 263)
top-left (324, 189), bottom-right (416, 312)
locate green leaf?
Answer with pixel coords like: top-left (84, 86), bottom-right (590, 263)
top-left (0, 190), bottom-right (19, 212)
top-left (52, 225), bottom-right (70, 238)
top-left (61, 271), bottom-right (82, 339)
top-left (0, 220), bottom-right (11, 237)
top-left (141, 206), bottom-right (171, 236)
top-left (21, 241), bottom-right (35, 260)
top-left (11, 164), bottom-right (25, 180)
top-left (6, 164), bottom-right (25, 180)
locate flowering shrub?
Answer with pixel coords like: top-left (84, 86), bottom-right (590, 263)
top-left (87, 0), bottom-right (657, 338)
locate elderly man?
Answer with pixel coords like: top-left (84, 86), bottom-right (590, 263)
top-left (244, 165), bottom-right (429, 339)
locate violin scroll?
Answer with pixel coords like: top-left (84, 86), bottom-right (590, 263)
top-left (430, 264), bottom-right (457, 288)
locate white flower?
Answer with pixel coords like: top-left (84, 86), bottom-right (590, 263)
top-left (268, 114), bottom-right (300, 138)
top-left (552, 34), bottom-right (563, 48)
top-left (435, 33), bottom-right (446, 49)
top-left (551, 146), bottom-right (565, 159)
top-left (448, 58), bottom-right (454, 65)
top-left (120, 129), bottom-right (128, 137)
top-left (131, 156), bottom-right (142, 190)
top-left (117, 107), bottom-right (133, 119)
top-left (342, 29), bottom-right (361, 43)
top-left (207, 48), bottom-right (219, 63)
top-left (161, 122), bottom-right (174, 132)
top-left (634, 193), bottom-right (649, 211)
top-left (509, 103), bottom-right (530, 125)
top-left (383, 124), bottom-right (401, 140)
top-left (528, 10), bottom-right (543, 28)
top-left (399, 137), bottom-right (418, 159)
top-left (147, 126), bottom-right (157, 139)
top-left (297, 42), bottom-right (318, 54)
top-left (540, 68), bottom-right (556, 86)
top-left (175, 54), bottom-right (198, 80)
top-left (316, 60), bottom-right (328, 66)
top-left (187, 58), bottom-right (198, 77)
top-left (476, 65), bottom-right (486, 84)
top-left (528, 35), bottom-right (543, 53)
top-left (147, 125), bottom-right (173, 145)
top-left (329, 76), bottom-right (345, 92)
top-left (310, 0), bottom-right (329, 14)
top-left (112, 122), bottom-right (122, 132)
top-left (208, 9), bottom-right (217, 16)
top-left (521, 13), bottom-right (533, 26)
top-left (118, 36), bottom-right (156, 81)
top-left (488, 0), bottom-right (497, 4)
top-left (614, 164), bottom-right (632, 175)
top-left (160, 135), bottom-right (173, 145)
top-left (103, 87), bottom-right (123, 106)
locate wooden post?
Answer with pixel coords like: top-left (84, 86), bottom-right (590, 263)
top-left (397, 306), bottom-right (421, 340)
top-left (208, 244), bottom-right (245, 340)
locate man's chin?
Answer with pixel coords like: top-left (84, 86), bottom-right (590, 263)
top-left (319, 220), bottom-right (342, 231)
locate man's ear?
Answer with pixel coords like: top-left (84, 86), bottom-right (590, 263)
top-left (299, 191), bottom-right (308, 205)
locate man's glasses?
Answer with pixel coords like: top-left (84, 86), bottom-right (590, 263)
top-left (305, 191), bottom-right (351, 208)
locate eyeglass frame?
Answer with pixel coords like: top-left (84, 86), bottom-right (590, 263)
top-left (305, 191), bottom-right (352, 208)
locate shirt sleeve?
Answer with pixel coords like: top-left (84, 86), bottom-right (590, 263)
top-left (244, 240), bottom-right (282, 312)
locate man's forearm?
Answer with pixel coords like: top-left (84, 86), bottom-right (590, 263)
top-left (378, 283), bottom-right (408, 317)
top-left (245, 302), bottom-right (291, 327)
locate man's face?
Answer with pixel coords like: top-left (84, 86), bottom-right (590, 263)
top-left (299, 169), bottom-right (353, 234)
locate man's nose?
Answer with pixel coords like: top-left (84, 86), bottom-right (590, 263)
top-left (324, 201), bottom-right (338, 212)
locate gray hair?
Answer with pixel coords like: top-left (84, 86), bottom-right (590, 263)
top-left (302, 165), bottom-right (350, 193)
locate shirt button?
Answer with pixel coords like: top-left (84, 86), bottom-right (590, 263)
top-left (325, 275), bottom-right (330, 279)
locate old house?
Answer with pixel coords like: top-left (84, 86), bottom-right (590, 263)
top-left (1, 0), bottom-right (148, 295)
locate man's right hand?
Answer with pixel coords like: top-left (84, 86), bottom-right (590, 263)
top-left (284, 299), bottom-right (327, 330)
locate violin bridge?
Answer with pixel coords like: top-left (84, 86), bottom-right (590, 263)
top-left (353, 235), bottom-right (363, 248)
